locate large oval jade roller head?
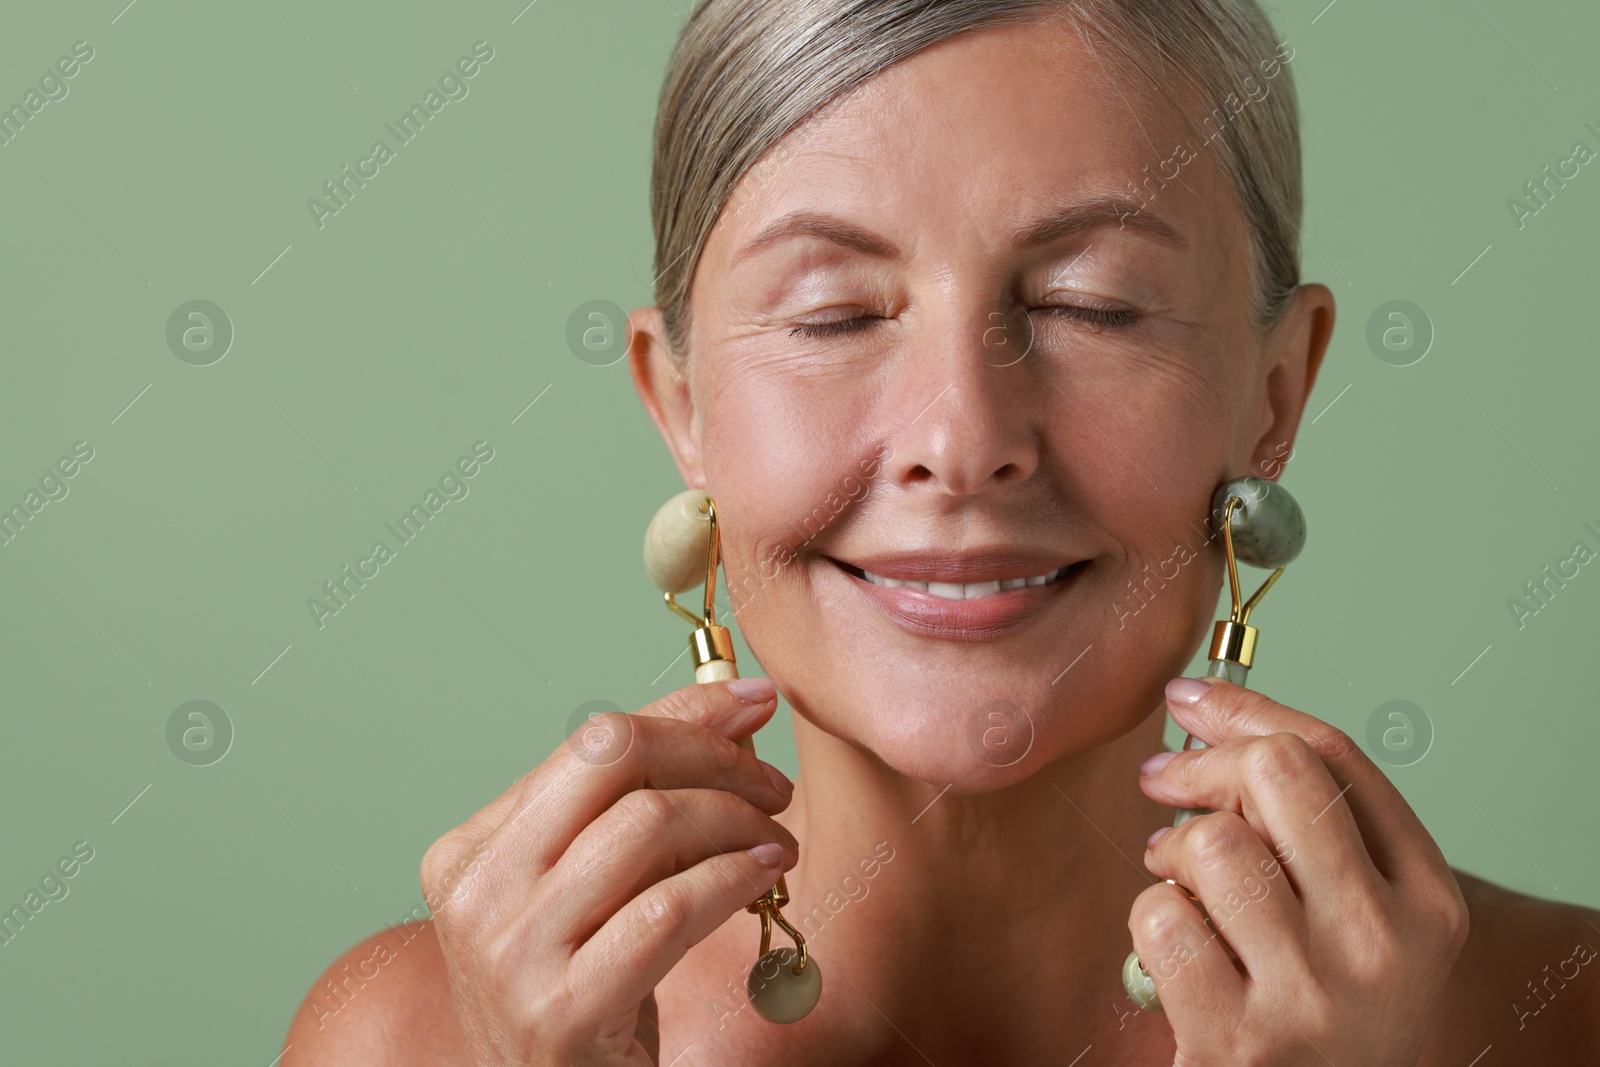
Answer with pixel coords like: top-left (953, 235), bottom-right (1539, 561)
top-left (643, 489), bottom-right (822, 1024)
top-left (1122, 476), bottom-right (1307, 1013)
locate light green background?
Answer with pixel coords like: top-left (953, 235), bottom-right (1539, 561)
top-left (0, 0), bottom-right (1596, 1061)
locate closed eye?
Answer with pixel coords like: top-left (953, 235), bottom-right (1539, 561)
top-left (1036, 304), bottom-right (1138, 328)
top-left (789, 316), bottom-right (881, 339)
top-left (789, 304), bottom-right (1137, 340)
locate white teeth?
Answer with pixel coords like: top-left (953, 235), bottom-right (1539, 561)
top-left (860, 565), bottom-right (1069, 597)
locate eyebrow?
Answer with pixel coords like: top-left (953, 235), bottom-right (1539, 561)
top-left (733, 210), bottom-right (900, 265)
top-left (732, 194), bottom-right (1188, 266)
top-left (1012, 195), bottom-right (1189, 251)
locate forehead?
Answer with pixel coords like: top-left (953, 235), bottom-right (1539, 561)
top-left (706, 17), bottom-right (1239, 267)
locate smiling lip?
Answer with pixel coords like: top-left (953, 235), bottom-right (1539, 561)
top-left (835, 547), bottom-right (1078, 584)
top-left (827, 550), bottom-right (1089, 640)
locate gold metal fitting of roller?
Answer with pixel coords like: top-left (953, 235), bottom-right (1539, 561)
top-left (1209, 619), bottom-right (1258, 668)
top-left (1212, 494), bottom-right (1285, 667)
top-left (663, 497), bottom-right (740, 672)
top-left (690, 624), bottom-right (736, 671)
top-left (662, 496), bottom-right (730, 633)
top-left (750, 875), bottom-right (790, 911)
top-left (747, 875), bottom-right (811, 973)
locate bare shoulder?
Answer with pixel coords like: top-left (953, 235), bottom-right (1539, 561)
top-left (281, 920), bottom-right (470, 1067)
top-left (1420, 867), bottom-right (1600, 1065)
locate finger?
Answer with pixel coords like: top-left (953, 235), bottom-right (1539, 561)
top-left (1128, 879), bottom-right (1247, 1032)
top-left (639, 676), bottom-right (778, 734)
top-left (423, 682), bottom-right (787, 906)
top-left (1145, 810), bottom-right (1311, 986)
top-left (447, 679), bottom-right (781, 850)
top-left (1165, 676), bottom-right (1448, 883)
top-left (544, 787), bottom-right (800, 949)
top-left (497, 711), bottom-right (790, 865)
top-left (1142, 731), bottom-right (1390, 908)
top-left (567, 840), bottom-right (793, 1016)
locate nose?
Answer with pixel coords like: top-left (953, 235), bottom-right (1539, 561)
top-left (881, 305), bottom-right (1040, 497)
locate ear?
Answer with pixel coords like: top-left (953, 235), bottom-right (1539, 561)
top-left (1244, 283), bottom-right (1335, 479)
top-left (628, 305), bottom-right (706, 489)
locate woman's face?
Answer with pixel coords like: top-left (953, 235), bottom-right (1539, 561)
top-left (633, 17), bottom-right (1330, 788)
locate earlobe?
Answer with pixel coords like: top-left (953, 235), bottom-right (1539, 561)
top-left (628, 306), bottom-right (706, 488)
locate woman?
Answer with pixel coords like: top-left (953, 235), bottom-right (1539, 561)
top-left (285, 1), bottom-right (1600, 1063)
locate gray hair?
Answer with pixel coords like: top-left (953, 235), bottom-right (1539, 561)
top-left (650, 0), bottom-right (1302, 362)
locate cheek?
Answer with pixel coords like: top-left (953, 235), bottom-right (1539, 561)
top-left (1055, 351), bottom-right (1235, 644)
top-left (692, 374), bottom-right (877, 601)
top-left (1061, 344), bottom-right (1233, 532)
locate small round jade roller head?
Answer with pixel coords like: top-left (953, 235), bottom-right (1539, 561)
top-left (644, 488), bottom-right (714, 595)
top-left (748, 947), bottom-right (823, 1024)
top-left (1211, 476), bottom-right (1306, 570)
top-left (1121, 950), bottom-right (1163, 1013)
top-left (643, 489), bottom-right (738, 684)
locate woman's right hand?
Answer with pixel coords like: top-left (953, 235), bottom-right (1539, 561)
top-left (420, 676), bottom-right (798, 1067)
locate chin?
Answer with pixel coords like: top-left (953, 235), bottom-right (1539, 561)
top-left (793, 665), bottom-right (1147, 794)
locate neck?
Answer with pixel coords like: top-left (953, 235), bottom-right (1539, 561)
top-left (776, 704), bottom-right (1174, 1059)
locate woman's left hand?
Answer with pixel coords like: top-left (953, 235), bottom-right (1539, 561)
top-left (1131, 675), bottom-right (1471, 1067)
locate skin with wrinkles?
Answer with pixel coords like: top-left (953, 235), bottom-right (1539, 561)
top-left (283, 17), bottom-right (1600, 1067)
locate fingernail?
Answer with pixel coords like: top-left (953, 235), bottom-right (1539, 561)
top-left (760, 760), bottom-right (794, 796)
top-left (748, 842), bottom-right (785, 867)
top-left (1147, 826), bottom-right (1172, 850)
top-left (1140, 750), bottom-right (1177, 777)
top-left (728, 677), bottom-right (776, 703)
top-left (1166, 677), bottom-right (1211, 706)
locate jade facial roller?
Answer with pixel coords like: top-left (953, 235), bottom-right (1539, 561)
top-left (1121, 476), bottom-right (1308, 1012)
top-left (643, 489), bottom-right (822, 1024)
